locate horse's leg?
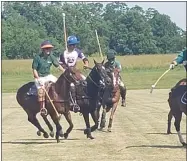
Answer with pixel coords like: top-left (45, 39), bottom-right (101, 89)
top-left (108, 102), bottom-right (118, 132)
top-left (167, 109), bottom-right (173, 134)
top-left (63, 111), bottom-right (74, 139)
top-left (90, 109), bottom-right (99, 132)
top-left (100, 107), bottom-right (107, 130)
top-left (83, 112), bottom-right (94, 139)
top-left (97, 104), bottom-right (101, 128)
top-left (173, 112), bottom-right (186, 146)
top-left (28, 113), bottom-right (49, 138)
top-left (120, 85), bottom-right (126, 107)
top-left (50, 114), bottom-right (63, 143)
top-left (42, 115), bottom-right (54, 138)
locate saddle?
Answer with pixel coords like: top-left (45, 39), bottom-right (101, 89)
top-left (27, 81), bottom-right (53, 96)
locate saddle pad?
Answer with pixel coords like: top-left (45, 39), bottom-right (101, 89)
top-left (27, 85), bottom-right (37, 96)
top-left (181, 91), bottom-right (187, 105)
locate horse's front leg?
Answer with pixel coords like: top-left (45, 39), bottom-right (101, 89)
top-left (90, 109), bottom-right (99, 132)
top-left (100, 107), bottom-right (107, 130)
top-left (50, 113), bottom-right (63, 143)
top-left (83, 111), bottom-right (94, 139)
top-left (108, 102), bottom-right (118, 132)
top-left (63, 111), bottom-right (74, 139)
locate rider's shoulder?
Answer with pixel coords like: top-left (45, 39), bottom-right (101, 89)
top-left (74, 48), bottom-right (83, 54)
top-left (115, 60), bottom-right (121, 65)
top-left (33, 53), bottom-right (42, 59)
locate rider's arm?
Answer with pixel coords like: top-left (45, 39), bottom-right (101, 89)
top-left (33, 69), bottom-right (39, 79)
top-left (76, 48), bottom-right (89, 67)
top-left (32, 56), bottom-right (39, 79)
top-left (172, 50), bottom-right (185, 65)
top-left (51, 54), bottom-right (65, 72)
top-left (115, 61), bottom-right (122, 72)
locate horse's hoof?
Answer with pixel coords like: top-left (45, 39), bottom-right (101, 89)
top-left (37, 131), bottom-right (41, 136)
top-left (84, 129), bottom-right (88, 135)
top-left (87, 135), bottom-right (94, 139)
top-left (121, 103), bottom-right (126, 107)
top-left (43, 133), bottom-right (49, 138)
top-left (182, 142), bottom-right (187, 146)
top-left (64, 133), bottom-right (68, 139)
top-left (107, 128), bottom-right (112, 132)
top-left (50, 131), bottom-right (54, 138)
top-left (167, 131), bottom-right (172, 134)
top-left (59, 131), bottom-right (64, 138)
top-left (98, 127), bottom-right (103, 131)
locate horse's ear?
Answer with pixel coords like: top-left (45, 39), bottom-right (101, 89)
top-left (101, 59), bottom-right (105, 65)
top-left (93, 59), bottom-right (97, 65)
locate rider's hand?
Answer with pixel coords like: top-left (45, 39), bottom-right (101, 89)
top-left (169, 63), bottom-right (175, 70)
top-left (37, 79), bottom-right (43, 86)
top-left (83, 64), bottom-right (89, 70)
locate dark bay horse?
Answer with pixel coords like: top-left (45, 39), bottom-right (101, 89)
top-left (74, 60), bottom-right (112, 139)
top-left (98, 68), bottom-right (121, 132)
top-left (16, 67), bottom-right (83, 143)
top-left (167, 78), bottom-right (186, 146)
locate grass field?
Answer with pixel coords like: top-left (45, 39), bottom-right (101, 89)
top-left (2, 54), bottom-right (185, 92)
top-left (2, 90), bottom-right (186, 161)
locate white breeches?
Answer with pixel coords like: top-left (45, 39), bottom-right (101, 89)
top-left (35, 74), bottom-right (57, 89)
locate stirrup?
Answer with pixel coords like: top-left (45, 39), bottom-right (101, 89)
top-left (40, 108), bottom-right (48, 116)
top-left (72, 104), bottom-right (80, 113)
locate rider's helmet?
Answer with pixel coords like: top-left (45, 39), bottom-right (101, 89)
top-left (67, 35), bottom-right (80, 45)
top-left (107, 49), bottom-right (116, 65)
top-left (40, 40), bottom-right (54, 49)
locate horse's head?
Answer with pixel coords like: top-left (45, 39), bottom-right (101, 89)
top-left (92, 59), bottom-right (112, 87)
top-left (63, 66), bottom-right (84, 84)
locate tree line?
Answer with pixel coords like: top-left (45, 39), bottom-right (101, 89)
top-left (2, 2), bottom-right (186, 59)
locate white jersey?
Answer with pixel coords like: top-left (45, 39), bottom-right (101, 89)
top-left (59, 48), bottom-right (86, 67)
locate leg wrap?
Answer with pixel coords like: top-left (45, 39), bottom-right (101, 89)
top-left (38, 88), bottom-right (45, 102)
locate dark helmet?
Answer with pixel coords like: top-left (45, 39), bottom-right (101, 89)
top-left (107, 49), bottom-right (116, 60)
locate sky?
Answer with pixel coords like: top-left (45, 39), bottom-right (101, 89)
top-left (119, 2), bottom-right (186, 30)
top-left (62, 1), bottom-right (186, 31)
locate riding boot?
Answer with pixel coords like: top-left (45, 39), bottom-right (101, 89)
top-left (120, 85), bottom-right (126, 107)
top-left (70, 86), bottom-right (80, 113)
top-left (38, 88), bottom-right (47, 116)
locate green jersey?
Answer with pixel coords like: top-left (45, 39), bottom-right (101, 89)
top-left (174, 49), bottom-right (187, 65)
top-left (104, 60), bottom-right (122, 72)
top-left (32, 52), bottom-right (59, 77)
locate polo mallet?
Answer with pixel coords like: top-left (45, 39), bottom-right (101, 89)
top-left (95, 29), bottom-right (104, 60)
top-left (62, 13), bottom-right (67, 50)
top-left (150, 68), bottom-right (171, 93)
top-left (43, 87), bottom-right (61, 120)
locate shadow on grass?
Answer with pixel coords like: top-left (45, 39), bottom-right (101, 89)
top-left (2, 138), bottom-right (81, 145)
top-left (2, 141), bottom-right (56, 145)
top-left (75, 128), bottom-right (109, 133)
top-left (125, 144), bottom-right (186, 149)
top-left (146, 132), bottom-right (186, 135)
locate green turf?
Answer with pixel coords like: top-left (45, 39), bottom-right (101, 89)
top-left (2, 68), bottom-right (185, 93)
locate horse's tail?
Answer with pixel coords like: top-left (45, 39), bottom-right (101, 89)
top-left (16, 82), bottom-right (34, 107)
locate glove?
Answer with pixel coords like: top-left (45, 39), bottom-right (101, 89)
top-left (169, 63), bottom-right (175, 69)
top-left (37, 79), bottom-right (43, 86)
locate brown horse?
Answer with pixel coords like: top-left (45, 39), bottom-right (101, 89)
top-left (167, 78), bottom-right (186, 146)
top-left (16, 67), bottom-right (83, 143)
top-left (98, 68), bottom-right (121, 132)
